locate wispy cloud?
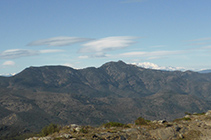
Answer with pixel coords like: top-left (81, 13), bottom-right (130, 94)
top-left (62, 63), bottom-right (74, 67)
top-left (186, 37), bottom-right (211, 46)
top-left (0, 49), bottom-right (39, 59)
top-left (78, 55), bottom-right (89, 59)
top-left (120, 50), bottom-right (184, 57)
top-left (27, 36), bottom-right (92, 47)
top-left (2, 61), bottom-right (15, 66)
top-left (200, 46), bottom-right (211, 49)
top-left (187, 37), bottom-right (211, 42)
top-left (187, 42), bottom-right (209, 46)
top-left (78, 53), bottom-right (110, 59)
top-left (0, 49), bottom-right (64, 59)
top-left (79, 36), bottom-right (137, 54)
top-left (40, 49), bottom-right (64, 53)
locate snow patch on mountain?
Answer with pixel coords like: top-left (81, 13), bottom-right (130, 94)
top-left (0, 73), bottom-right (16, 77)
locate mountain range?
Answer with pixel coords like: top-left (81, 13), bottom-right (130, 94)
top-left (0, 60), bottom-right (211, 139)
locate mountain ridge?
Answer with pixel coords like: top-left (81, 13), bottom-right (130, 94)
top-left (0, 60), bottom-right (211, 139)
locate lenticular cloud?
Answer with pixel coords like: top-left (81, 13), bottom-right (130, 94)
top-left (0, 49), bottom-right (39, 59)
top-left (79, 36), bottom-right (137, 53)
top-left (27, 36), bottom-right (92, 47)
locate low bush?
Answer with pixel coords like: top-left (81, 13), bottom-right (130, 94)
top-left (194, 112), bottom-right (205, 115)
top-left (40, 123), bottom-right (60, 136)
top-left (135, 117), bottom-right (150, 125)
top-left (184, 112), bottom-right (192, 115)
top-left (173, 117), bottom-right (191, 122)
top-left (103, 122), bottom-right (128, 128)
top-left (80, 126), bottom-right (89, 133)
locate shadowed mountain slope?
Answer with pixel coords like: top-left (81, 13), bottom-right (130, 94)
top-left (0, 61), bottom-right (211, 139)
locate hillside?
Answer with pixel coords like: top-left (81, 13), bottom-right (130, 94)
top-left (26, 110), bottom-right (211, 140)
top-left (0, 60), bottom-right (211, 139)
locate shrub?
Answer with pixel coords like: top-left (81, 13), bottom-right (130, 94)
top-left (79, 126), bottom-right (89, 133)
top-left (103, 122), bottom-right (127, 128)
top-left (135, 117), bottom-right (150, 125)
top-left (173, 117), bottom-right (191, 122)
top-left (185, 112), bottom-right (192, 115)
top-left (40, 123), bottom-right (60, 136)
top-left (194, 112), bottom-right (205, 115)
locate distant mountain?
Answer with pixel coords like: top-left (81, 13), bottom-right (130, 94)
top-left (0, 60), bottom-right (211, 139)
top-left (198, 69), bottom-right (211, 73)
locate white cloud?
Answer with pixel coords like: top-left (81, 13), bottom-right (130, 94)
top-left (2, 61), bottom-right (15, 66)
top-left (187, 42), bottom-right (209, 46)
top-left (79, 36), bottom-right (137, 53)
top-left (120, 50), bottom-right (183, 57)
top-left (92, 52), bottom-right (109, 58)
top-left (200, 46), bottom-right (211, 49)
top-left (78, 53), bottom-right (110, 59)
top-left (78, 55), bottom-right (89, 59)
top-left (0, 49), bottom-right (65, 59)
top-left (0, 49), bottom-right (39, 59)
top-left (62, 63), bottom-right (74, 67)
top-left (27, 36), bottom-right (92, 47)
top-left (132, 62), bottom-right (185, 71)
top-left (40, 49), bottom-right (64, 53)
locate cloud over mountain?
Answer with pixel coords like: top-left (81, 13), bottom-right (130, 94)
top-left (79, 36), bottom-right (137, 53)
top-left (132, 62), bottom-right (185, 71)
top-left (120, 50), bottom-right (185, 59)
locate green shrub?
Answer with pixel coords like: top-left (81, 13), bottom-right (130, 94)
top-left (103, 122), bottom-right (126, 128)
top-left (185, 112), bottom-right (205, 116)
top-left (194, 112), bottom-right (205, 115)
top-left (135, 117), bottom-right (150, 125)
top-left (184, 112), bottom-right (192, 115)
top-left (80, 126), bottom-right (89, 133)
top-left (173, 117), bottom-right (191, 122)
top-left (40, 123), bottom-right (60, 136)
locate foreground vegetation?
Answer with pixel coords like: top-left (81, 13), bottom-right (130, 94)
top-left (1, 111), bottom-right (208, 140)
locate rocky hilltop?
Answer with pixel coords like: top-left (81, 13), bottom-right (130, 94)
top-left (0, 61), bottom-right (211, 139)
top-left (26, 110), bottom-right (211, 140)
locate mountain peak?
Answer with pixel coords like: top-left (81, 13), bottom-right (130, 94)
top-left (100, 60), bottom-right (128, 68)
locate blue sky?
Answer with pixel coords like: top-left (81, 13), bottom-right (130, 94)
top-left (0, 0), bottom-right (211, 75)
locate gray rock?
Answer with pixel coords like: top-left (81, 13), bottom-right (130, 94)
top-left (58, 133), bottom-right (72, 139)
top-left (158, 119), bottom-right (167, 124)
top-left (38, 136), bottom-right (52, 140)
top-left (150, 127), bottom-right (175, 140)
top-left (205, 110), bottom-right (211, 116)
top-left (179, 133), bottom-right (184, 139)
top-left (184, 115), bottom-right (191, 118)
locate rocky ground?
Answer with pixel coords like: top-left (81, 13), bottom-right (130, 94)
top-left (25, 110), bottom-right (211, 140)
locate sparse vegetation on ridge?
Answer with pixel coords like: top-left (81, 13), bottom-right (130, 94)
top-left (23, 111), bottom-right (211, 140)
top-left (135, 117), bottom-right (151, 125)
top-left (40, 123), bottom-right (61, 136)
top-left (103, 122), bottom-right (129, 128)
